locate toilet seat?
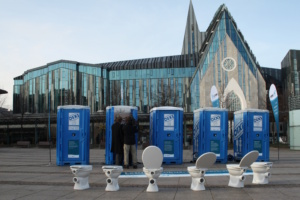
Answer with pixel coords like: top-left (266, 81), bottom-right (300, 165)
top-left (188, 152), bottom-right (216, 173)
top-left (143, 167), bottom-right (163, 174)
top-left (71, 165), bottom-right (93, 171)
top-left (102, 166), bottom-right (123, 170)
top-left (251, 162), bottom-right (272, 167)
top-left (142, 146), bottom-right (163, 169)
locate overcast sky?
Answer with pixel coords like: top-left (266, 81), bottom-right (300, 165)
top-left (1, 0), bottom-right (300, 110)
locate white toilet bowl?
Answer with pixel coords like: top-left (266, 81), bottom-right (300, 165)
top-left (251, 162), bottom-right (272, 184)
top-left (142, 146), bottom-right (163, 192)
top-left (70, 165), bottom-right (93, 190)
top-left (226, 151), bottom-right (259, 188)
top-left (187, 152), bottom-right (216, 191)
top-left (102, 166), bottom-right (123, 191)
top-left (226, 164), bottom-right (247, 188)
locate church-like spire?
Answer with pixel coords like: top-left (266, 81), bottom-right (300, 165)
top-left (181, 0), bottom-right (206, 56)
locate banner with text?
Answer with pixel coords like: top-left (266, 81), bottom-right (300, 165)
top-left (269, 84), bottom-right (279, 142)
top-left (210, 85), bottom-right (220, 108)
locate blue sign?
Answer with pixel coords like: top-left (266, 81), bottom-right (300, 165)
top-left (211, 85), bottom-right (220, 108)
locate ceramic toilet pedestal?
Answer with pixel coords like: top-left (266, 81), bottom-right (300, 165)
top-left (251, 162), bottom-right (272, 184)
top-left (102, 166), bottom-right (123, 191)
top-left (70, 165), bottom-right (93, 190)
top-left (73, 176), bottom-right (90, 190)
top-left (143, 167), bottom-right (163, 192)
top-left (187, 167), bottom-right (207, 191)
top-left (227, 165), bottom-right (247, 188)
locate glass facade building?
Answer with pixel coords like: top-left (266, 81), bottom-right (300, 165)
top-left (282, 50), bottom-right (300, 110)
top-left (13, 3), bottom-right (267, 115)
top-left (13, 54), bottom-right (200, 114)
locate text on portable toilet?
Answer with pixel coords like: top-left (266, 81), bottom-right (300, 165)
top-left (164, 114), bottom-right (174, 131)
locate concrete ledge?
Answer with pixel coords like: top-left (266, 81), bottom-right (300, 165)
top-left (38, 141), bottom-right (52, 148)
top-left (16, 141), bottom-right (30, 148)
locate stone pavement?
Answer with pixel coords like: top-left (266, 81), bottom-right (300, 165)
top-left (0, 147), bottom-right (300, 200)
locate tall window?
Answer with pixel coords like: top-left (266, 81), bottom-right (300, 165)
top-left (226, 92), bottom-right (241, 111)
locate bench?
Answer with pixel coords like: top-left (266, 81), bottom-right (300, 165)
top-left (38, 141), bottom-right (53, 148)
top-left (16, 141), bottom-right (31, 148)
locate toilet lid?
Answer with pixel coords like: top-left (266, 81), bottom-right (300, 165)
top-left (195, 152), bottom-right (217, 169)
top-left (142, 146), bottom-right (163, 169)
top-left (239, 151), bottom-right (259, 168)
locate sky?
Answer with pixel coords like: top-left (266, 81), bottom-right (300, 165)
top-left (1, 0), bottom-right (300, 110)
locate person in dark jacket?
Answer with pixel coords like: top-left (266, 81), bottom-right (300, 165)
top-left (111, 116), bottom-right (123, 165)
top-left (122, 115), bottom-right (138, 169)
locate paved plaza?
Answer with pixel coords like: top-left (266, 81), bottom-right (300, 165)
top-left (0, 146), bottom-right (300, 199)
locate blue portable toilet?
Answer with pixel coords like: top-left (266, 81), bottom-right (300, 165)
top-left (105, 106), bottom-right (138, 165)
top-left (233, 109), bottom-right (269, 161)
top-left (56, 105), bottom-right (90, 166)
top-left (150, 106), bottom-right (183, 164)
top-left (193, 108), bottom-right (228, 163)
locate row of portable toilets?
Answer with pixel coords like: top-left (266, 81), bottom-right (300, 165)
top-left (56, 105), bottom-right (270, 166)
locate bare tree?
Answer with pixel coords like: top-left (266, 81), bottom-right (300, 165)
top-left (0, 94), bottom-right (8, 116)
top-left (110, 81), bottom-right (121, 105)
top-left (152, 80), bottom-right (180, 108)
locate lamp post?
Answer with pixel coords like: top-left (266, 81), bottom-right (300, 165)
top-left (48, 69), bottom-right (52, 165)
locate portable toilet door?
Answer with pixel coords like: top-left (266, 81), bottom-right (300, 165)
top-left (233, 111), bottom-right (245, 161)
top-left (246, 109), bottom-right (269, 161)
top-left (56, 105), bottom-right (90, 166)
top-left (199, 108), bottom-right (228, 163)
top-left (105, 106), bottom-right (138, 165)
top-left (105, 107), bottom-right (115, 165)
top-left (192, 109), bottom-right (204, 161)
top-left (150, 106), bottom-right (183, 164)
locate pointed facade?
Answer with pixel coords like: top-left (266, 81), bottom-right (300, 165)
top-left (189, 5), bottom-right (266, 111)
top-left (181, 1), bottom-right (206, 57)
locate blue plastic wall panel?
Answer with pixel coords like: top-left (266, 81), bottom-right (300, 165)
top-left (150, 107), bottom-right (183, 164)
top-left (56, 105), bottom-right (90, 166)
top-left (234, 109), bottom-right (269, 161)
top-left (105, 106), bottom-right (138, 165)
top-left (193, 108), bottom-right (228, 163)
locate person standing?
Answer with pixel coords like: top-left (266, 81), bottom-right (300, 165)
top-left (111, 116), bottom-right (124, 165)
top-left (122, 115), bottom-right (138, 169)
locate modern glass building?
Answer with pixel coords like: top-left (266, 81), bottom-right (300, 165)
top-left (13, 54), bottom-right (200, 114)
top-left (282, 49), bottom-right (300, 111)
top-left (13, 2), bottom-right (266, 115)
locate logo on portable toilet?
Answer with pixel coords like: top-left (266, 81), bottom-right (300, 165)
top-left (164, 114), bottom-right (174, 131)
top-left (69, 113), bottom-right (80, 130)
top-left (210, 114), bottom-right (221, 131)
top-left (253, 115), bottom-right (263, 132)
